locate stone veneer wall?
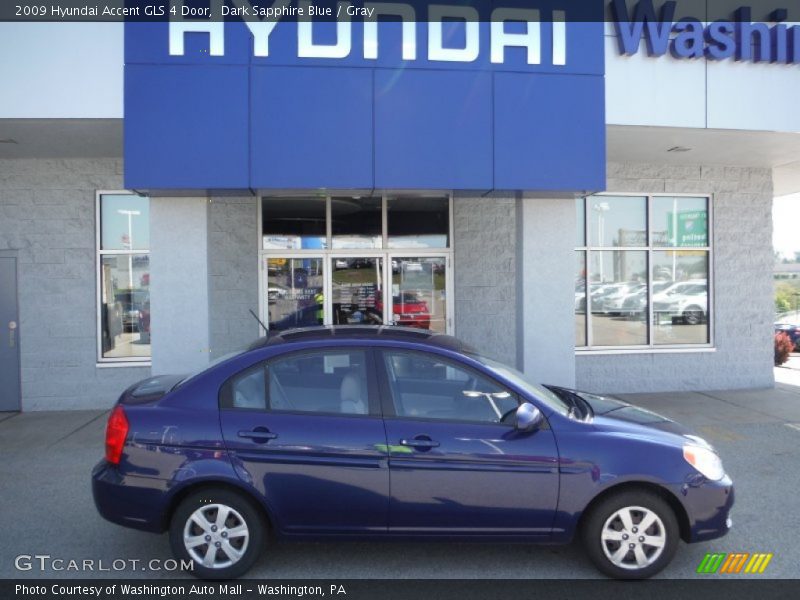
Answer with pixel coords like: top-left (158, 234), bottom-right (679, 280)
top-left (452, 196), bottom-right (517, 366)
top-left (208, 196), bottom-right (260, 359)
top-left (0, 159), bottom-right (148, 410)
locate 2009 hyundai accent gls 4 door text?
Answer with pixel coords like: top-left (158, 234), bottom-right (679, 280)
top-left (92, 326), bottom-right (733, 580)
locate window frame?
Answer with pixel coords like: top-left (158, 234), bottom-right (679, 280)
top-left (374, 348), bottom-right (522, 427)
top-left (95, 190), bottom-right (152, 366)
top-left (575, 192), bottom-right (714, 353)
top-left (257, 194), bottom-right (455, 337)
top-left (220, 347), bottom-right (382, 418)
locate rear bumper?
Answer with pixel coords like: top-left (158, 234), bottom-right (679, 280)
top-left (91, 460), bottom-right (167, 533)
top-left (669, 474), bottom-right (735, 543)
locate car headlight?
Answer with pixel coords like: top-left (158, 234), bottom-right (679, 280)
top-left (683, 445), bottom-right (725, 481)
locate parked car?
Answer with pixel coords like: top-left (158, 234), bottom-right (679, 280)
top-left (653, 281), bottom-right (707, 325)
top-left (93, 326), bottom-right (733, 580)
top-left (775, 318), bottom-right (800, 349)
top-left (601, 283), bottom-right (645, 315)
top-left (114, 290), bottom-right (149, 333)
top-left (267, 284), bottom-right (289, 303)
top-left (375, 291), bottom-right (431, 329)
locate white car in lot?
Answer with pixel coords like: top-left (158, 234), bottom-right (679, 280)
top-left (652, 280), bottom-right (708, 325)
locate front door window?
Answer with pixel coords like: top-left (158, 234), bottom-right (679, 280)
top-left (266, 257), bottom-right (324, 332)
top-left (331, 257), bottom-right (384, 325)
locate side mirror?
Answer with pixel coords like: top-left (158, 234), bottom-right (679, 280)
top-left (515, 402), bottom-right (543, 431)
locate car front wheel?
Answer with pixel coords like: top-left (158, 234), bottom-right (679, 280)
top-left (582, 490), bottom-right (679, 579)
top-left (169, 489), bottom-right (265, 580)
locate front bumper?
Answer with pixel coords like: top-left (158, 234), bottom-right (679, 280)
top-left (669, 473), bottom-right (734, 543)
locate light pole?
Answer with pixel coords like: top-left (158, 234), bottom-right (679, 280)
top-left (592, 202), bottom-right (610, 282)
top-left (117, 209), bottom-right (140, 289)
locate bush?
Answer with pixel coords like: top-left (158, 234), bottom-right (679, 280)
top-left (775, 332), bottom-right (794, 366)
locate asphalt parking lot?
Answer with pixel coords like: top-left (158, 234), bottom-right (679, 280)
top-left (1, 369), bottom-right (799, 580)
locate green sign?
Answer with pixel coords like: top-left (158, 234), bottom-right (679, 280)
top-left (667, 210), bottom-right (707, 247)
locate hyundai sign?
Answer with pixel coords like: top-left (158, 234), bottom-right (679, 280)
top-left (124, 1), bottom-right (606, 192)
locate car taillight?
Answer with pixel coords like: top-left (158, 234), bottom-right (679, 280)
top-left (105, 405), bottom-right (129, 465)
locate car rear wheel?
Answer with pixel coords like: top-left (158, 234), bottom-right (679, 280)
top-left (582, 490), bottom-right (679, 579)
top-left (170, 489), bottom-right (264, 580)
top-left (683, 308), bottom-right (704, 325)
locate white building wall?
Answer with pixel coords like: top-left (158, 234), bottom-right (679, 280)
top-left (0, 158), bottom-right (147, 410)
top-left (605, 1), bottom-right (800, 133)
top-left (150, 197), bottom-right (211, 375)
top-left (517, 197), bottom-right (577, 388)
top-left (0, 23), bottom-right (123, 119)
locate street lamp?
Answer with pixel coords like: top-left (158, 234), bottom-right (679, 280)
top-left (592, 202), bottom-right (610, 282)
top-left (117, 209), bottom-right (140, 289)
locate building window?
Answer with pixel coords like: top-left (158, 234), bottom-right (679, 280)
top-left (575, 194), bottom-right (711, 350)
top-left (97, 192), bottom-right (151, 363)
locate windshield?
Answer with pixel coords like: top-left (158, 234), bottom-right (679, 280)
top-left (478, 356), bottom-right (572, 417)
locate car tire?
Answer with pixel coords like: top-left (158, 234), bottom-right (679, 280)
top-left (582, 490), bottom-right (679, 580)
top-left (169, 489), bottom-right (265, 580)
top-left (682, 308), bottom-right (704, 326)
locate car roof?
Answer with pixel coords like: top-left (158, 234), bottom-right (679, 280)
top-left (248, 325), bottom-right (478, 354)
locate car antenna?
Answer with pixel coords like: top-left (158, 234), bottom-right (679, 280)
top-left (249, 309), bottom-right (268, 335)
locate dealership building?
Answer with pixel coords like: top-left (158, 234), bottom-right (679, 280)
top-left (1, 1), bottom-right (798, 411)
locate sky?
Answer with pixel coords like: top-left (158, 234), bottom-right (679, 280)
top-left (773, 194), bottom-right (800, 261)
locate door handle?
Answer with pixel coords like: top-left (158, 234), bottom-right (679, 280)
top-left (8, 321), bottom-right (16, 349)
top-left (400, 437), bottom-right (440, 449)
top-left (238, 428), bottom-right (278, 443)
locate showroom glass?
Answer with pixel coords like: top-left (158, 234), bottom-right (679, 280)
top-left (576, 197), bottom-right (586, 247)
top-left (98, 193), bottom-right (151, 362)
top-left (387, 196), bottom-right (449, 248)
top-left (266, 258), bottom-right (324, 332)
top-left (392, 257), bottom-right (447, 333)
top-left (588, 196), bottom-right (646, 247)
top-left (260, 196), bottom-right (452, 333)
top-left (262, 197), bottom-right (326, 250)
top-left (382, 350), bottom-right (517, 424)
top-left (575, 251), bottom-right (586, 346)
top-left (331, 197), bottom-right (382, 249)
top-left (589, 251), bottom-right (648, 346)
top-left (576, 194), bottom-right (711, 349)
top-left (652, 251), bottom-right (709, 344)
top-left (331, 257), bottom-right (383, 325)
top-left (652, 197), bottom-right (708, 247)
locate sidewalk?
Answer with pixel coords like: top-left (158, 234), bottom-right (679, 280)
top-left (774, 353), bottom-right (800, 388)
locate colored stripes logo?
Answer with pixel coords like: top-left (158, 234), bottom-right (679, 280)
top-left (696, 552), bottom-right (773, 574)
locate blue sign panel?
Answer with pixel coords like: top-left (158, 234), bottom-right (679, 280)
top-left (124, 3), bottom-right (606, 192)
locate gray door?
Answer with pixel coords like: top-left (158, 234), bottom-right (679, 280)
top-left (0, 254), bottom-right (21, 411)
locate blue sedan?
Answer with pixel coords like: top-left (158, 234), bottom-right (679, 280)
top-left (92, 326), bottom-right (733, 580)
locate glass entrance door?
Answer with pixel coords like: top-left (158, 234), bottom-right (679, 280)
top-left (329, 255), bottom-right (385, 325)
top-left (264, 256), bottom-right (324, 332)
top-left (388, 256), bottom-right (449, 333)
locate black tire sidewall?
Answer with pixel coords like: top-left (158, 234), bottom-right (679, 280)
top-left (169, 489), bottom-right (265, 580)
top-left (582, 490), bottom-right (679, 580)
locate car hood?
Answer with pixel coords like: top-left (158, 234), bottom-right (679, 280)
top-left (547, 386), bottom-right (706, 445)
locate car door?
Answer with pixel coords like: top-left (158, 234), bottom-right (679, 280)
top-left (378, 349), bottom-right (559, 536)
top-left (219, 347), bottom-right (390, 534)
